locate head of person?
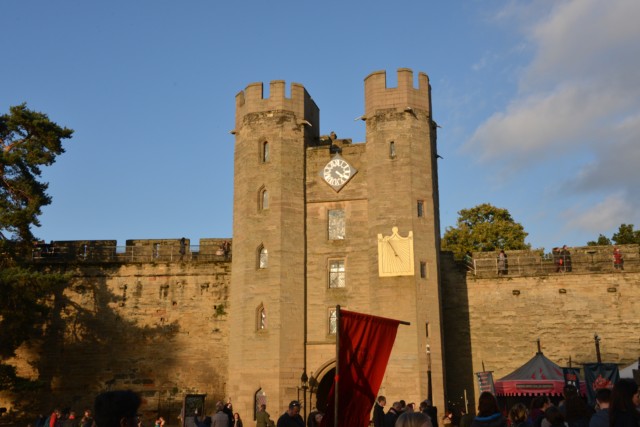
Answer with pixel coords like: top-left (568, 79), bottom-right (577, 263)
top-left (287, 401), bottom-right (301, 417)
top-left (544, 406), bottom-right (564, 427)
top-left (595, 388), bottom-right (611, 409)
top-left (259, 404), bottom-right (266, 412)
top-left (314, 412), bottom-right (324, 424)
top-left (94, 390), bottom-right (141, 427)
top-left (477, 392), bottom-right (499, 417)
top-left (215, 401), bottom-right (225, 412)
top-left (233, 413), bottom-right (241, 420)
top-left (378, 396), bottom-right (387, 406)
top-left (610, 379), bottom-right (640, 417)
top-left (509, 403), bottom-right (528, 425)
top-left (392, 402), bottom-right (403, 413)
top-left (396, 412), bottom-right (433, 427)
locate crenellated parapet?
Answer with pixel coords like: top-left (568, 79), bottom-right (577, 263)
top-left (364, 68), bottom-right (431, 117)
top-left (234, 80), bottom-right (319, 135)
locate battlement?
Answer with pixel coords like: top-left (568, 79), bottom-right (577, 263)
top-left (235, 80), bottom-right (319, 132)
top-left (364, 68), bottom-right (431, 117)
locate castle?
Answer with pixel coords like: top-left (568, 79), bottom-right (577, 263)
top-left (2, 69), bottom-right (639, 424)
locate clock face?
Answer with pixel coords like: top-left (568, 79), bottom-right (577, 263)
top-left (321, 156), bottom-right (357, 191)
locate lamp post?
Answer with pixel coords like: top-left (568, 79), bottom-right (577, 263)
top-left (426, 344), bottom-right (432, 402)
top-left (301, 371), bottom-right (309, 422)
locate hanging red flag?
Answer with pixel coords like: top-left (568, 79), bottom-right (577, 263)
top-left (322, 308), bottom-right (402, 427)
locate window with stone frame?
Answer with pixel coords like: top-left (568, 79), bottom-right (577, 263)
top-left (260, 188), bottom-right (269, 210)
top-left (328, 259), bottom-right (345, 288)
top-left (262, 141), bottom-right (269, 163)
top-left (256, 304), bottom-right (267, 330)
top-left (328, 209), bottom-right (346, 240)
top-left (328, 308), bottom-right (337, 335)
top-left (417, 200), bottom-right (424, 217)
top-left (420, 261), bottom-right (427, 278)
top-left (258, 245), bottom-right (268, 269)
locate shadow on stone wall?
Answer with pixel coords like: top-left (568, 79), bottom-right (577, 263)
top-left (440, 252), bottom-right (476, 414)
top-left (10, 265), bottom-right (184, 423)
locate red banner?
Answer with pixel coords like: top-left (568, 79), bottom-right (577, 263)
top-left (323, 309), bottom-right (401, 427)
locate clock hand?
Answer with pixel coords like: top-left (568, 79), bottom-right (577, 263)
top-left (335, 171), bottom-right (348, 179)
top-left (387, 241), bottom-right (399, 257)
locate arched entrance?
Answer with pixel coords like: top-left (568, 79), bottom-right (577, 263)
top-left (313, 367), bottom-right (335, 413)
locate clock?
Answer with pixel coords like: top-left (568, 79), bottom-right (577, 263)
top-left (377, 227), bottom-right (414, 277)
top-left (321, 155), bottom-right (357, 192)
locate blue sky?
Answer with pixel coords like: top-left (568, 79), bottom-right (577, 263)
top-left (2, 0), bottom-right (639, 250)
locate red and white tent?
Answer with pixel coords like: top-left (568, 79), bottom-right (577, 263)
top-left (495, 352), bottom-right (585, 396)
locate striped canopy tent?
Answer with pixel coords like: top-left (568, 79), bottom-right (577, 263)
top-left (494, 352), bottom-right (584, 396)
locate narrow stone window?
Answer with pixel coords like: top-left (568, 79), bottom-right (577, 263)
top-left (262, 141), bottom-right (269, 163)
top-left (258, 187), bottom-right (269, 211)
top-left (256, 304), bottom-right (267, 330)
top-left (328, 259), bottom-right (345, 288)
top-left (417, 200), bottom-right (424, 217)
top-left (258, 245), bottom-right (268, 269)
top-left (328, 308), bottom-right (337, 335)
top-left (420, 261), bottom-right (427, 278)
top-left (389, 141), bottom-right (396, 159)
top-left (328, 209), bottom-right (346, 240)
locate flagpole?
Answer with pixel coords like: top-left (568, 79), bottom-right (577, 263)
top-left (335, 304), bottom-right (341, 427)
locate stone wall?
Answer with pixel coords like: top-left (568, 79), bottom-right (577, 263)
top-left (442, 249), bottom-right (640, 412)
top-left (1, 259), bottom-right (231, 424)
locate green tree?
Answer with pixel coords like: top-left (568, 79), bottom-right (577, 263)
top-left (1, 103), bottom-right (73, 242)
top-left (612, 224), bottom-right (640, 245)
top-left (0, 104), bottom-right (73, 392)
top-left (442, 203), bottom-right (530, 259)
top-left (587, 234), bottom-right (612, 246)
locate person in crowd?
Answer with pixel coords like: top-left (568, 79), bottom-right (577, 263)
top-left (232, 412), bottom-right (243, 427)
top-left (498, 250), bottom-right (508, 275)
top-left (93, 390), bottom-right (141, 427)
top-left (459, 409), bottom-right (474, 427)
top-left (562, 386), bottom-right (592, 427)
top-left (589, 388), bottom-right (611, 427)
top-left (224, 399), bottom-right (234, 426)
top-left (545, 407), bottom-right (567, 427)
top-left (80, 409), bottom-right (93, 427)
top-left (373, 396), bottom-right (386, 427)
top-left (211, 401), bottom-right (228, 427)
top-left (613, 247), bottom-right (624, 270)
top-left (396, 411), bottom-right (434, 427)
top-left (421, 400), bottom-right (439, 427)
top-left (609, 378), bottom-right (640, 427)
top-left (276, 401), bottom-right (304, 427)
top-left (154, 416), bottom-right (166, 427)
top-left (530, 396), bottom-right (552, 427)
top-left (509, 403), bottom-right (529, 427)
top-left (63, 411), bottom-right (79, 427)
top-left (561, 245), bottom-right (572, 272)
top-left (470, 392), bottom-right (506, 427)
top-left (256, 404), bottom-right (271, 427)
top-left (384, 401), bottom-right (402, 427)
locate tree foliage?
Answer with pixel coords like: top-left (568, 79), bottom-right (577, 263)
top-left (442, 203), bottom-right (530, 259)
top-left (587, 224), bottom-right (640, 246)
top-left (0, 103), bottom-right (73, 242)
top-left (0, 104), bottom-right (72, 393)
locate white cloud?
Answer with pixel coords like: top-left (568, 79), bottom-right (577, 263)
top-left (566, 193), bottom-right (635, 233)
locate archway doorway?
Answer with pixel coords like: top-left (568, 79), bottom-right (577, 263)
top-left (314, 367), bottom-right (335, 413)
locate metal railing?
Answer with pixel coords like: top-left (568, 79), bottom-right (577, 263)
top-left (31, 244), bottom-right (231, 263)
top-left (467, 253), bottom-right (638, 277)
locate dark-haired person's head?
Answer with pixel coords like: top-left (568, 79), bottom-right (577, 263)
top-left (477, 392), bottom-right (499, 417)
top-left (94, 390), bottom-right (141, 427)
top-left (610, 378), bottom-right (640, 427)
top-left (545, 406), bottom-right (565, 427)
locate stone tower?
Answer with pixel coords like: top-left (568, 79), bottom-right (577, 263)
top-left (228, 81), bottom-right (320, 416)
top-left (363, 69), bottom-right (445, 404)
top-left (229, 69), bottom-right (445, 419)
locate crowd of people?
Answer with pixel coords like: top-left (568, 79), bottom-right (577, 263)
top-left (31, 378), bottom-right (640, 427)
top-left (371, 379), bottom-right (640, 427)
